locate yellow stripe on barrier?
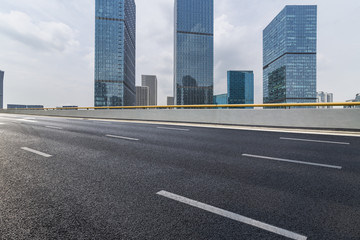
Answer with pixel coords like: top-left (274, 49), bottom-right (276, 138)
top-left (4, 102), bottom-right (360, 111)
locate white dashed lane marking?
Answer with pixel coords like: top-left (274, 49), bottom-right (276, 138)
top-left (242, 154), bottom-right (342, 170)
top-left (157, 127), bottom-right (189, 131)
top-left (21, 147), bottom-right (52, 158)
top-left (157, 190), bottom-right (307, 240)
top-left (106, 134), bottom-right (139, 141)
top-left (45, 126), bottom-right (63, 130)
top-left (280, 137), bottom-right (350, 145)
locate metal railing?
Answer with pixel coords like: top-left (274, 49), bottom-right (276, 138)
top-left (3, 102), bottom-right (360, 110)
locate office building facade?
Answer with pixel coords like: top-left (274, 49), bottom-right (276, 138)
top-left (263, 5), bottom-right (317, 104)
top-left (228, 71), bottom-right (254, 105)
top-left (95, 0), bottom-right (136, 107)
top-left (213, 94), bottom-right (227, 105)
top-left (0, 70), bottom-right (3, 109)
top-left (136, 86), bottom-right (149, 106)
top-left (141, 75), bottom-right (157, 105)
top-left (174, 0), bottom-right (214, 105)
top-left (167, 96), bottom-right (174, 106)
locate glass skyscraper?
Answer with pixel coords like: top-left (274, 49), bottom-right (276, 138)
top-left (174, 0), bottom-right (214, 105)
top-left (213, 94), bottom-right (227, 105)
top-left (228, 71), bottom-right (254, 105)
top-left (263, 5), bottom-right (317, 104)
top-left (95, 0), bottom-right (136, 107)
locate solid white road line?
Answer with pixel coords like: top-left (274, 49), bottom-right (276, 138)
top-left (92, 120), bottom-right (112, 124)
top-left (157, 190), bottom-right (307, 240)
top-left (21, 147), bottom-right (52, 158)
top-left (17, 119), bottom-right (38, 123)
top-left (280, 137), bottom-right (350, 145)
top-left (242, 154), bottom-right (342, 170)
top-left (45, 126), bottom-right (63, 130)
top-left (105, 134), bottom-right (139, 141)
top-left (98, 120), bottom-right (360, 137)
top-left (157, 127), bottom-right (189, 131)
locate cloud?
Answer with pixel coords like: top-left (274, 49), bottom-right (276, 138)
top-left (84, 47), bottom-right (95, 70)
top-left (136, 0), bottom-right (174, 104)
top-left (0, 11), bottom-right (79, 53)
top-left (214, 14), bottom-right (263, 100)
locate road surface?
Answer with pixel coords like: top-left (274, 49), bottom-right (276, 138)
top-left (0, 113), bottom-right (359, 239)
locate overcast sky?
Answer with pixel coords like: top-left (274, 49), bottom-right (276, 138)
top-left (0, 0), bottom-right (359, 107)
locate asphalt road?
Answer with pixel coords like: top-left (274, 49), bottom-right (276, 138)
top-left (0, 113), bottom-right (359, 240)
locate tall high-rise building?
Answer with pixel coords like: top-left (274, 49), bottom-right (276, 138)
top-left (228, 71), bottom-right (254, 105)
top-left (136, 86), bottom-right (149, 106)
top-left (317, 91), bottom-right (333, 108)
top-left (141, 75), bottom-right (157, 106)
top-left (263, 5), bottom-right (317, 104)
top-left (95, 0), bottom-right (136, 107)
top-left (174, 0), bottom-right (214, 105)
top-left (0, 70), bottom-right (3, 109)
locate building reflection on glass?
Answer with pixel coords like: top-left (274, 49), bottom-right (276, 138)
top-left (263, 5), bottom-right (317, 105)
top-left (174, 0), bottom-right (214, 105)
top-left (94, 0), bottom-right (136, 107)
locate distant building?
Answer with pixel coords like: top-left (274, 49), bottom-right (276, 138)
top-left (213, 71), bottom-right (254, 108)
top-left (0, 70), bottom-right (3, 109)
top-left (213, 94), bottom-right (227, 105)
top-left (141, 75), bottom-right (157, 105)
top-left (62, 105), bottom-right (78, 108)
top-left (167, 96), bottom-right (174, 106)
top-left (263, 5), bottom-right (317, 104)
top-left (94, 0), bottom-right (136, 107)
top-left (8, 104), bottom-right (26, 109)
top-left (62, 106), bottom-right (78, 110)
top-left (7, 104), bottom-right (44, 109)
top-left (344, 93), bottom-right (360, 108)
top-left (228, 71), bottom-right (254, 105)
top-left (317, 91), bottom-right (334, 108)
top-left (136, 86), bottom-right (149, 106)
top-left (27, 105), bottom-right (44, 109)
top-left (174, 0), bottom-right (214, 105)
